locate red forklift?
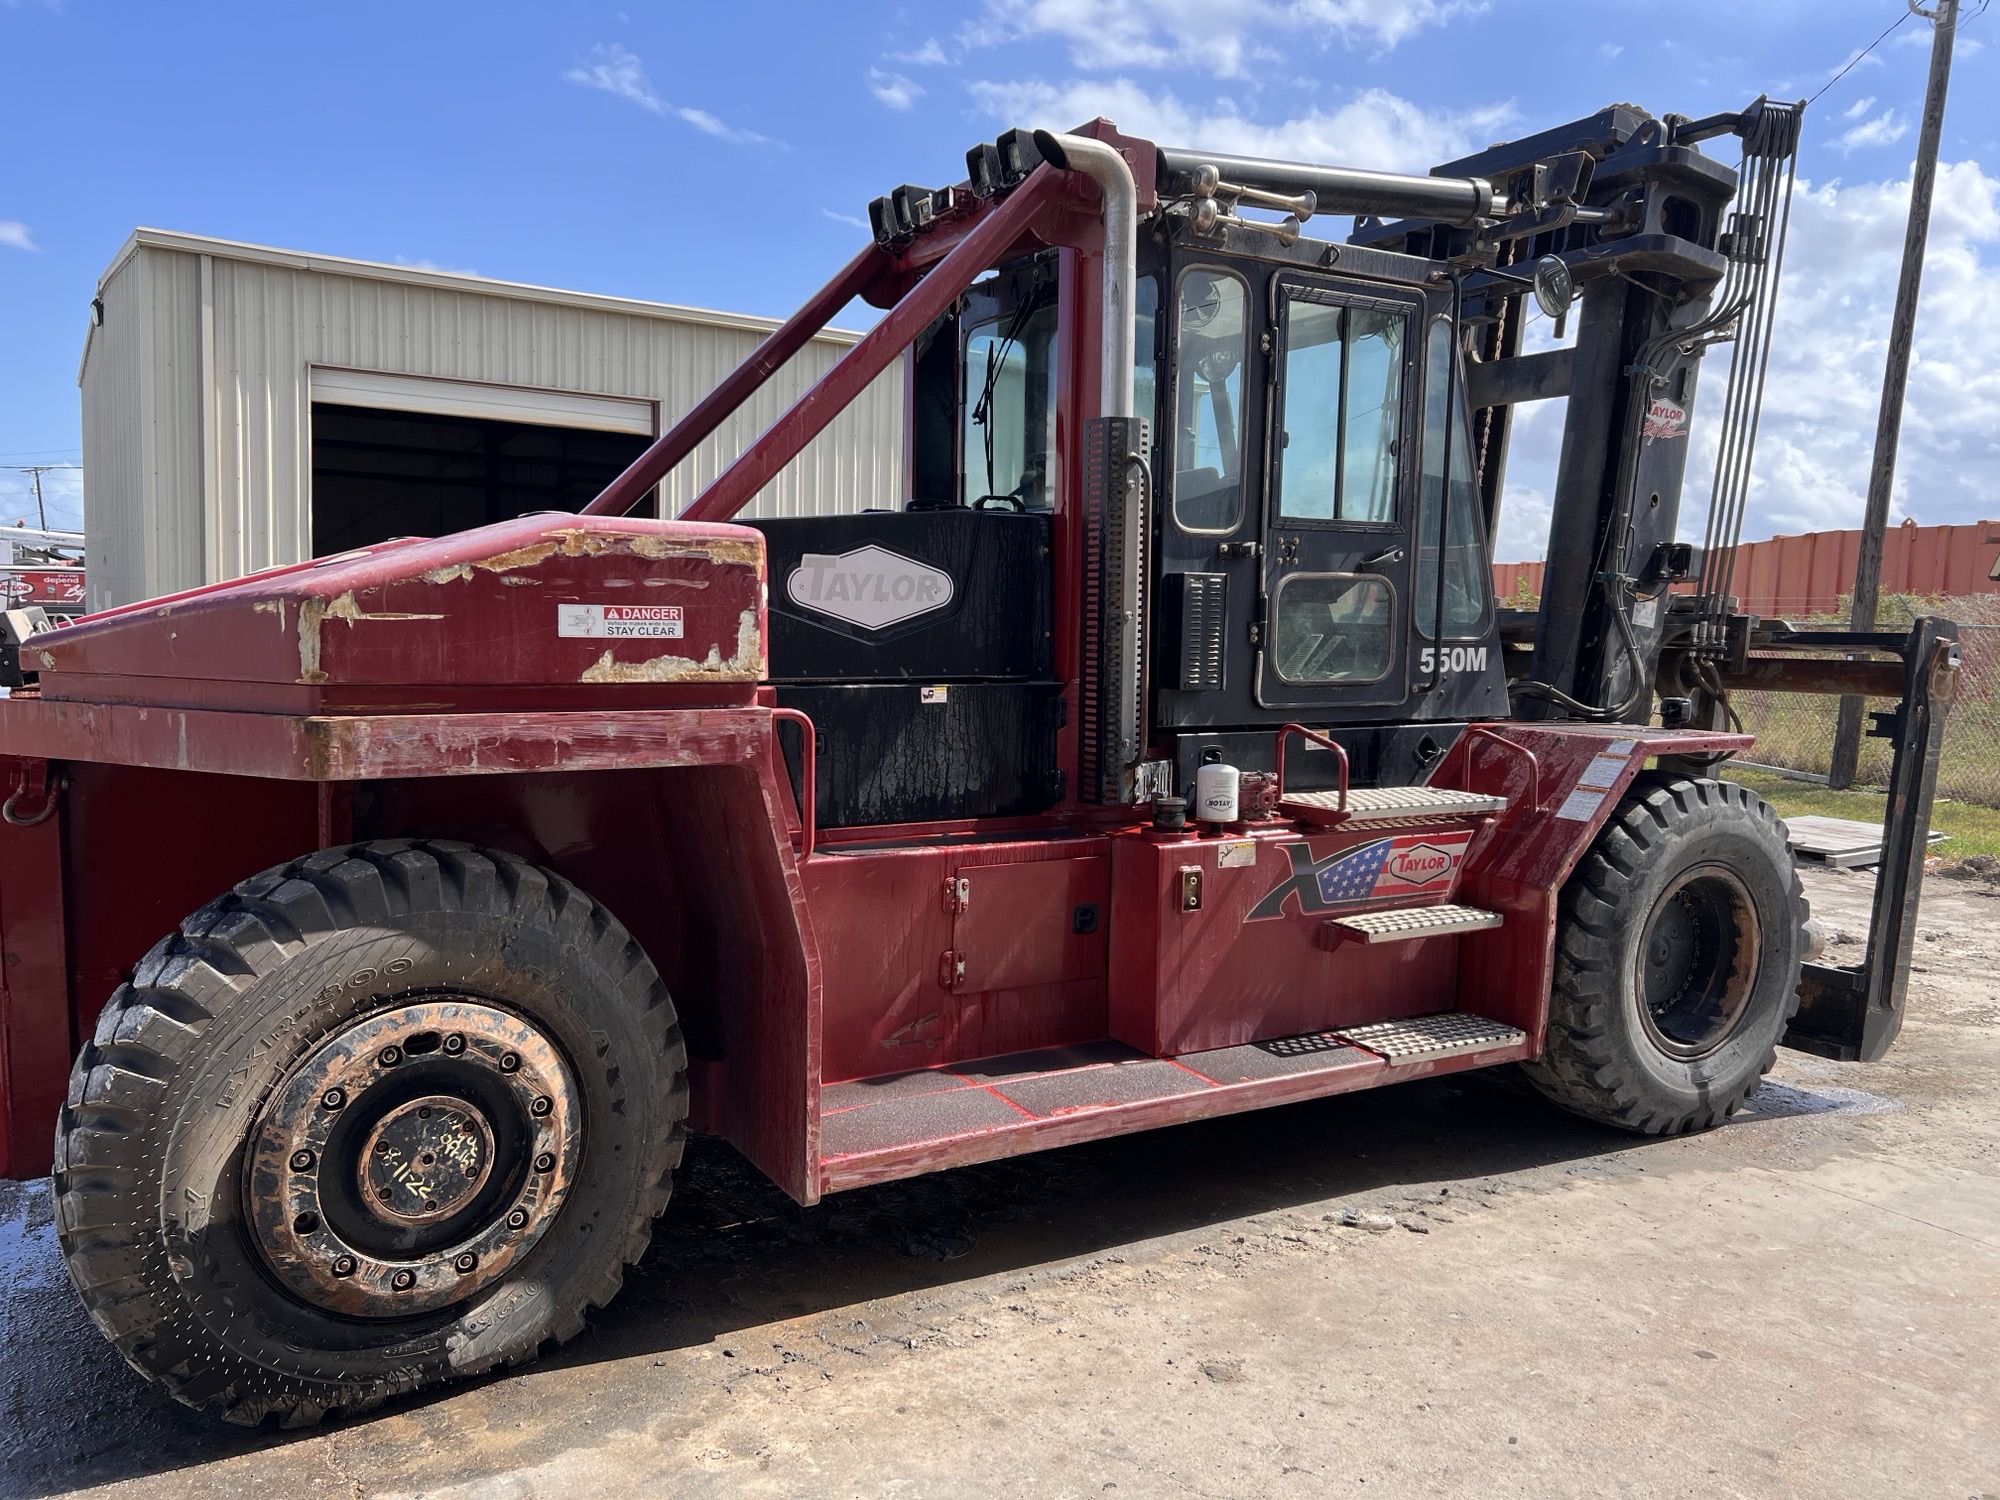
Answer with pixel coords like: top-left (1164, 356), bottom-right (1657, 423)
top-left (0, 102), bottom-right (1958, 1424)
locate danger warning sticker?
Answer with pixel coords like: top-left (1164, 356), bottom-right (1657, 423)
top-left (557, 604), bottom-right (684, 640)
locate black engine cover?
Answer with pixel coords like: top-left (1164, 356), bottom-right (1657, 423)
top-left (749, 510), bottom-right (1052, 682)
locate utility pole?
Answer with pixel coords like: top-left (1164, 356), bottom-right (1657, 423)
top-left (27, 466), bottom-right (48, 532)
top-left (1829, 0), bottom-right (1959, 788)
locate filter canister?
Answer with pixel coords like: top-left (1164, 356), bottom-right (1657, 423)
top-left (1194, 762), bottom-right (1240, 824)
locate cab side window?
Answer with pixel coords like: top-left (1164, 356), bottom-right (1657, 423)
top-left (1171, 268), bottom-right (1249, 535)
top-left (1415, 317), bottom-right (1495, 640)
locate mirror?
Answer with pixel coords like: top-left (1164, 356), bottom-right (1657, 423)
top-left (1532, 255), bottom-right (1574, 321)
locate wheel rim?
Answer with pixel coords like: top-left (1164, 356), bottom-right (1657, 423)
top-left (1634, 863), bottom-right (1762, 1060)
top-left (245, 999), bottom-right (584, 1318)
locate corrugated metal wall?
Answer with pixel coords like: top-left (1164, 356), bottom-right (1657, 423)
top-left (1494, 518), bottom-right (2000, 616)
top-left (80, 232), bottom-right (905, 610)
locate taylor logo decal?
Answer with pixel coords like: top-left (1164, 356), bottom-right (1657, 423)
top-left (787, 546), bottom-right (954, 630)
top-left (1642, 396), bottom-right (1688, 445)
top-left (1247, 831), bottom-right (1472, 920)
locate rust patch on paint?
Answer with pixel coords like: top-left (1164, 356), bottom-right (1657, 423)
top-left (297, 592), bottom-right (445, 682)
top-left (577, 609), bottom-right (763, 684)
top-left (420, 528), bottom-right (758, 585)
top-left (628, 533), bottom-right (762, 568)
top-left (470, 540), bottom-right (564, 574)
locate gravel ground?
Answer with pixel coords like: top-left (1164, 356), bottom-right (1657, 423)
top-left (2, 865), bottom-right (1995, 1500)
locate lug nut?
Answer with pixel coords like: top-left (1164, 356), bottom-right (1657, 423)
top-left (378, 1045), bottom-right (403, 1068)
top-left (505, 1208), bottom-right (530, 1230)
top-left (530, 1096), bottom-right (552, 1117)
top-left (443, 1033), bottom-right (466, 1056)
top-left (289, 1149), bottom-right (316, 1172)
top-left (532, 1152), bottom-right (555, 1173)
top-left (331, 1255), bottom-right (357, 1277)
top-left (391, 1269), bottom-right (416, 1291)
top-left (454, 1252), bottom-right (478, 1273)
top-left (499, 1052), bottom-right (521, 1073)
top-left (293, 1212), bottom-right (320, 1234)
top-left (320, 1087), bottom-right (346, 1111)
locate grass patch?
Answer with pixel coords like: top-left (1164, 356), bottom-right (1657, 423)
top-left (1721, 766), bottom-right (2000, 860)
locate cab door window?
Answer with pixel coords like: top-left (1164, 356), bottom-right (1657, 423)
top-left (1273, 291), bottom-right (1405, 525)
top-left (1271, 572), bottom-right (1395, 685)
top-left (1171, 267), bottom-right (1250, 535)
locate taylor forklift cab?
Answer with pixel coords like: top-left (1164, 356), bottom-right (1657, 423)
top-left (0, 104), bottom-right (1958, 1424)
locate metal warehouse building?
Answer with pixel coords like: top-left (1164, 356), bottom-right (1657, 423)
top-left (78, 229), bottom-right (902, 612)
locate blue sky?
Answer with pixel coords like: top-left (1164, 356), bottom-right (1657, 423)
top-left (3, 0), bottom-right (1996, 557)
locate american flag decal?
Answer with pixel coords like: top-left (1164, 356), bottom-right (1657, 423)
top-left (1247, 831), bottom-right (1472, 921)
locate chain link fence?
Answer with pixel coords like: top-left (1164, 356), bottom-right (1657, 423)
top-left (1728, 600), bottom-right (2000, 807)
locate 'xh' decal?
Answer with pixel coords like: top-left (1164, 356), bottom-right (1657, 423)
top-left (1246, 832), bottom-right (1470, 921)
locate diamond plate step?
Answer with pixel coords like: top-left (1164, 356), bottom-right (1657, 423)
top-left (1332, 1011), bottom-right (1525, 1062)
top-left (1283, 785), bottom-right (1507, 825)
top-left (1322, 903), bottom-right (1504, 945)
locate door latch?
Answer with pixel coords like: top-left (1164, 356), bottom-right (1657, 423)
top-left (1361, 546), bottom-right (1405, 571)
top-left (1179, 866), bottom-right (1204, 912)
top-left (1217, 540), bottom-right (1261, 560)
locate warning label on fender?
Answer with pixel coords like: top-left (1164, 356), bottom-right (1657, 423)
top-left (557, 604), bottom-right (684, 639)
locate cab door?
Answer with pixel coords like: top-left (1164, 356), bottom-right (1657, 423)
top-left (1256, 279), bottom-right (1421, 711)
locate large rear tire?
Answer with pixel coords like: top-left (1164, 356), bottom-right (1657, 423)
top-left (54, 840), bottom-right (686, 1426)
top-left (1522, 776), bottom-right (1805, 1134)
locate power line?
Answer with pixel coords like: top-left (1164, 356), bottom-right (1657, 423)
top-left (1807, 7), bottom-right (1916, 107)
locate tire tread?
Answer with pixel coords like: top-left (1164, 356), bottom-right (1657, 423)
top-left (55, 838), bottom-right (688, 1427)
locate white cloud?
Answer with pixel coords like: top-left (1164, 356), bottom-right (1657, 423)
top-left (565, 42), bottom-right (662, 112)
top-left (891, 38), bottom-right (950, 65)
top-left (1493, 483), bottom-right (1553, 566)
top-left (822, 208), bottom-right (869, 229)
top-left (0, 221), bottom-right (36, 252)
top-left (869, 68), bottom-right (924, 110)
top-left (966, 0), bottom-right (1477, 78)
top-left (0, 467), bottom-right (82, 532)
top-left (1835, 108), bottom-right (1908, 153)
top-left (563, 44), bottom-right (766, 143)
top-left (968, 76), bottom-right (1511, 174)
top-left (1721, 160), bottom-right (2000, 539)
top-left (1599, 42), bottom-right (1623, 59)
top-left (1842, 96), bottom-right (1876, 121)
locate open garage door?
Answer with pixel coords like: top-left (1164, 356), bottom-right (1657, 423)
top-left (308, 369), bottom-right (658, 556)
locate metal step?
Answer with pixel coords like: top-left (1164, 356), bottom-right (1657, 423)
top-left (1332, 1011), bottom-right (1525, 1062)
top-left (1283, 785), bottom-right (1507, 825)
top-left (1322, 903), bottom-right (1504, 945)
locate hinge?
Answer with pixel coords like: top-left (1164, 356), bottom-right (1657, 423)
top-left (938, 949), bottom-right (966, 989)
top-left (941, 876), bottom-right (970, 915)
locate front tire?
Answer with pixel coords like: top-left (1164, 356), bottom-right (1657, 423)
top-left (54, 840), bottom-right (686, 1426)
top-left (1522, 776), bottom-right (1805, 1134)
